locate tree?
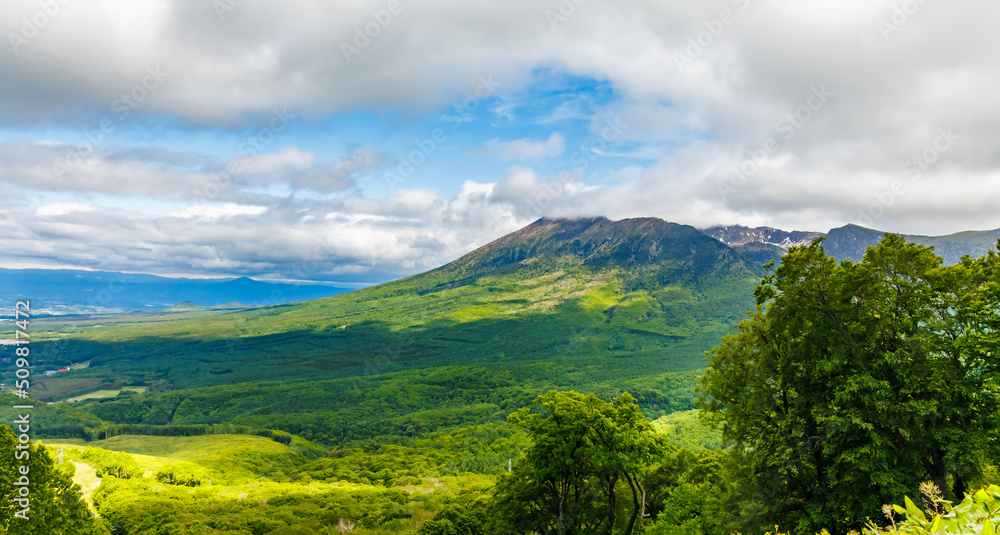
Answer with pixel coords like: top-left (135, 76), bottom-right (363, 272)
top-left (490, 391), bottom-right (666, 535)
top-left (0, 425), bottom-right (109, 535)
top-left (697, 236), bottom-right (1000, 533)
top-left (418, 497), bottom-right (489, 535)
top-left (644, 448), bottom-right (733, 535)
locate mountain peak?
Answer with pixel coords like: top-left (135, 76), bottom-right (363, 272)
top-left (429, 217), bottom-right (754, 288)
top-left (701, 224), bottom-right (823, 250)
top-left (837, 223), bottom-right (876, 231)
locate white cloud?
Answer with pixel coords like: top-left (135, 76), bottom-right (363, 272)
top-left (492, 133), bottom-right (565, 159)
top-left (34, 202), bottom-right (99, 217)
top-left (289, 148), bottom-right (385, 192)
top-left (166, 203), bottom-right (268, 220)
top-left (236, 148), bottom-right (315, 176)
top-left (0, 179), bottom-right (527, 281)
top-left (0, 140), bottom-right (382, 202)
top-left (3, 0), bottom-right (1000, 278)
top-left (6, 146), bottom-right (1000, 283)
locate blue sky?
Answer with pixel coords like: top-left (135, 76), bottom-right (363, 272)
top-left (2, 68), bottom-right (647, 198)
top-left (1, 0), bottom-right (999, 283)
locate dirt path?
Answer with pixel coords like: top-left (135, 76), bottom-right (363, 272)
top-left (70, 460), bottom-right (102, 515)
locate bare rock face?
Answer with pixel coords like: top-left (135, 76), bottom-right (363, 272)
top-left (700, 224), bottom-right (823, 250)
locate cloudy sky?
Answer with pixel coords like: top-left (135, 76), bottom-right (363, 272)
top-left (1, 0), bottom-right (998, 283)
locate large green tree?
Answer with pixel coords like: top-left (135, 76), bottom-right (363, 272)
top-left (490, 391), bottom-right (666, 535)
top-left (697, 236), bottom-right (1000, 533)
top-left (0, 425), bottom-right (108, 535)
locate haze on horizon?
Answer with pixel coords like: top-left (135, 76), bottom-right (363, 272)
top-left (1, 0), bottom-right (998, 283)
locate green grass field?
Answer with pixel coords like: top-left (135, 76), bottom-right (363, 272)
top-left (38, 433), bottom-right (502, 534)
top-left (46, 434), bottom-right (309, 483)
top-left (62, 389), bottom-right (121, 403)
top-left (62, 386), bottom-right (149, 403)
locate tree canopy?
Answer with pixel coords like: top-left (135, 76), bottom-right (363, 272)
top-left (0, 425), bottom-right (108, 535)
top-left (697, 235), bottom-right (1000, 533)
top-left (490, 390), bottom-right (667, 535)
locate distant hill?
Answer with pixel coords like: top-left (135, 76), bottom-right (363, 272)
top-left (703, 224), bottom-right (1000, 265)
top-left (161, 301), bottom-right (207, 312)
top-left (0, 269), bottom-right (352, 314)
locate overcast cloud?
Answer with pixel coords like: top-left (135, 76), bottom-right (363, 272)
top-left (1, 0), bottom-right (998, 281)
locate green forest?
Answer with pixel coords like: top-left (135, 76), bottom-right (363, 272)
top-left (3, 233), bottom-right (1000, 534)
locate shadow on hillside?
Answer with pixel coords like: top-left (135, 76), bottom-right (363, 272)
top-left (35, 295), bottom-right (739, 394)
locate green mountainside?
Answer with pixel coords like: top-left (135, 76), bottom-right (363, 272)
top-left (18, 217), bottom-right (765, 444)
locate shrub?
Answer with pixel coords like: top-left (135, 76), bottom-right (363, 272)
top-left (867, 482), bottom-right (1000, 535)
top-left (80, 447), bottom-right (142, 479)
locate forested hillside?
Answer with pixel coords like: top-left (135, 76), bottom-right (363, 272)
top-left (11, 217), bottom-right (764, 441)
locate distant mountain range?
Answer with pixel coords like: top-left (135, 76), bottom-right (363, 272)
top-left (701, 224), bottom-right (1000, 265)
top-left (4, 219), bottom-right (997, 316)
top-left (0, 268), bottom-right (351, 315)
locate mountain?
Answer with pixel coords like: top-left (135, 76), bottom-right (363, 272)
top-left (430, 217), bottom-right (755, 285)
top-left (702, 224), bottom-right (1000, 265)
top-left (25, 217), bottom-right (767, 441)
top-left (0, 268), bottom-right (352, 314)
top-left (700, 224), bottom-right (823, 249)
top-left (823, 225), bottom-right (1000, 264)
top-left (816, 224), bottom-right (886, 262)
top-left (700, 224), bottom-right (823, 268)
